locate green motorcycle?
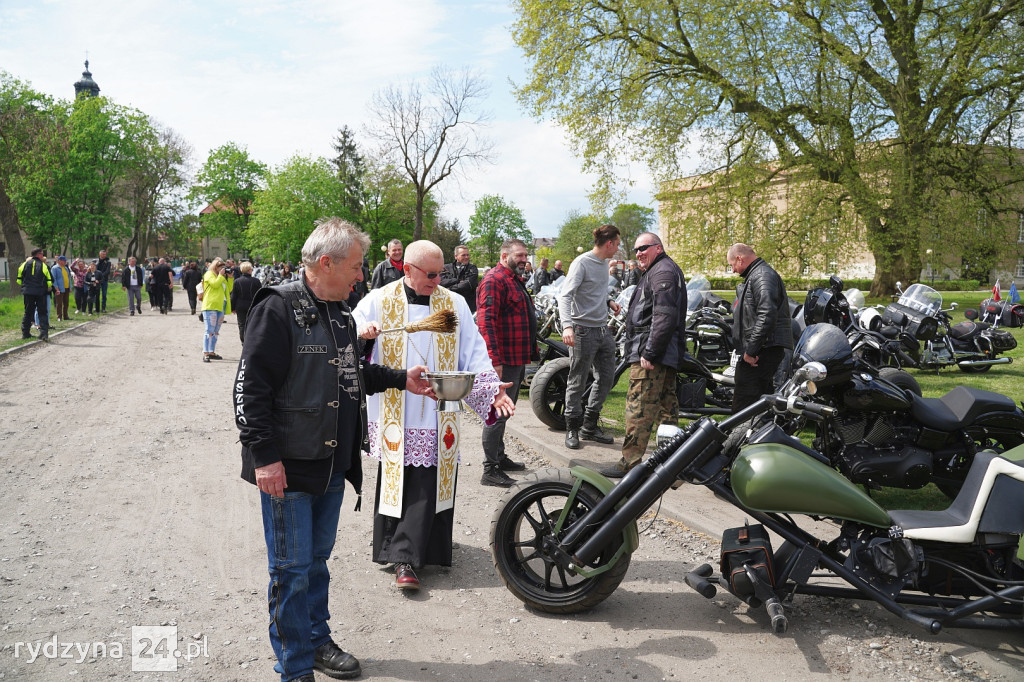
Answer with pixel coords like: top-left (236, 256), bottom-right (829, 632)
top-left (490, 332), bottom-right (1024, 633)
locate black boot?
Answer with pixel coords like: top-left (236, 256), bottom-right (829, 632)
top-left (581, 412), bottom-right (614, 444)
top-left (481, 463), bottom-right (515, 487)
top-left (565, 418), bottom-right (582, 450)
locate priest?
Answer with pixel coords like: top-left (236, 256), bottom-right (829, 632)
top-left (354, 240), bottom-right (515, 591)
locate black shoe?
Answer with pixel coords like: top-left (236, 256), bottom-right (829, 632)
top-left (208, 352), bottom-right (223, 360)
top-left (498, 457), bottom-right (526, 471)
top-left (565, 429), bottom-right (581, 450)
top-left (22, 334), bottom-right (33, 340)
top-left (481, 467), bottom-right (515, 488)
top-left (294, 675), bottom-right (316, 682)
top-left (137, 308), bottom-right (142, 314)
top-left (597, 463), bottom-right (628, 478)
top-left (313, 640), bottom-right (361, 679)
top-left (581, 424), bottom-right (614, 444)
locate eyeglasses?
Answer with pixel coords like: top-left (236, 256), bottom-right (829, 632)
top-left (408, 263), bottom-right (440, 280)
top-left (634, 244), bottom-right (658, 254)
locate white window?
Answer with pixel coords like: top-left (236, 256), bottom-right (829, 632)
top-left (1018, 213), bottom-right (1024, 243)
top-left (1016, 259), bottom-right (1024, 278)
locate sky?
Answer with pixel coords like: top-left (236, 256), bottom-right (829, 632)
top-left (0, 0), bottom-right (659, 239)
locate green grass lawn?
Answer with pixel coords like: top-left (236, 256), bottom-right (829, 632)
top-left (596, 288), bottom-right (1024, 511)
top-left (0, 286), bottom-right (130, 351)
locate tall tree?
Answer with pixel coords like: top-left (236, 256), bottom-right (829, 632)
top-left (0, 72), bottom-right (54, 294)
top-left (467, 194), bottom-right (533, 266)
top-left (246, 155), bottom-right (351, 264)
top-left (123, 124), bottom-right (191, 258)
top-left (331, 125), bottom-right (364, 216)
top-left (550, 210), bottom-right (604, 266)
top-left (431, 217), bottom-right (467, 264)
top-left (609, 203), bottom-right (655, 251)
top-left (359, 158), bottom-right (419, 264)
top-left (512, 0), bottom-right (1024, 295)
top-left (366, 66), bottom-right (495, 240)
top-left (189, 142), bottom-right (267, 255)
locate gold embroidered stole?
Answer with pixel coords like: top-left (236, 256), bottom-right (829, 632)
top-left (378, 281), bottom-right (459, 518)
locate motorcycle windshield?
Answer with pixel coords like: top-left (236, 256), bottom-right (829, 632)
top-left (897, 283), bottom-right (942, 317)
top-left (687, 275), bottom-right (712, 312)
top-left (843, 288), bottom-right (865, 311)
top-left (615, 285), bottom-right (635, 309)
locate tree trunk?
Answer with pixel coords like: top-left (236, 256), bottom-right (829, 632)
top-left (870, 252), bottom-right (917, 298)
top-left (413, 192), bottom-right (425, 241)
top-left (0, 177), bottom-right (26, 296)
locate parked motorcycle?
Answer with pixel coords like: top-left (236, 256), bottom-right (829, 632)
top-left (490, 329), bottom-right (1024, 633)
top-left (534, 278), bottom-right (565, 340)
top-left (875, 282), bottom-right (1015, 373)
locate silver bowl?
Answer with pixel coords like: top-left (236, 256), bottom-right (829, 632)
top-left (424, 371), bottom-right (476, 412)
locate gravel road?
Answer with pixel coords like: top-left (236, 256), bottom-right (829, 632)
top-left (1, 307), bottom-right (1022, 681)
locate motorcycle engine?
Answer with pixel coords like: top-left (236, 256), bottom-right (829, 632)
top-left (824, 415), bottom-right (933, 488)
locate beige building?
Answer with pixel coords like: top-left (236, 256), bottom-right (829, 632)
top-left (658, 162), bottom-right (1024, 285)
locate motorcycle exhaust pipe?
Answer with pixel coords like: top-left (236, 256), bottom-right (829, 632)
top-left (957, 357), bottom-right (1012, 367)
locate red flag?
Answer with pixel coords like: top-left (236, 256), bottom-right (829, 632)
top-left (993, 279), bottom-right (1001, 301)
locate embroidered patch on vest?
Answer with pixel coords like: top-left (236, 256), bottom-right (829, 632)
top-left (297, 345), bottom-right (328, 354)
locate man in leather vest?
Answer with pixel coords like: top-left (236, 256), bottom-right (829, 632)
top-left (234, 218), bottom-right (432, 682)
top-left (728, 243), bottom-right (793, 412)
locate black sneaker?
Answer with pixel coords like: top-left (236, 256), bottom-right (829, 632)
top-left (481, 467), bottom-right (515, 488)
top-left (498, 457), bottom-right (526, 471)
top-left (313, 640), bottom-right (361, 680)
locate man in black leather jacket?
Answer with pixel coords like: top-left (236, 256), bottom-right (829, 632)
top-left (727, 243), bottom-right (793, 412)
top-left (439, 244), bottom-right (479, 312)
top-left (234, 218), bottom-right (431, 682)
top-left (600, 233), bottom-right (687, 477)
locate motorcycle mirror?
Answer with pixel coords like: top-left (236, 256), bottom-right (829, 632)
top-left (895, 281), bottom-right (902, 291)
top-left (951, 301), bottom-right (958, 309)
top-left (794, 361), bottom-right (828, 384)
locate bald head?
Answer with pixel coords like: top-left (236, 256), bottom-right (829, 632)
top-left (404, 240), bottom-right (443, 263)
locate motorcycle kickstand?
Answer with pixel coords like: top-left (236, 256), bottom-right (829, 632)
top-left (743, 564), bottom-right (788, 634)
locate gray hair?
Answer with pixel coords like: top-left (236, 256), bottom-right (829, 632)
top-left (302, 217), bottom-right (370, 267)
top-left (388, 238), bottom-right (403, 248)
top-left (636, 232), bottom-right (662, 247)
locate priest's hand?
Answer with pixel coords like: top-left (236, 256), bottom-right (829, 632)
top-left (492, 381), bottom-right (516, 418)
top-left (255, 461), bottom-right (287, 498)
top-left (406, 364), bottom-right (436, 399)
top-left (358, 321), bottom-right (381, 339)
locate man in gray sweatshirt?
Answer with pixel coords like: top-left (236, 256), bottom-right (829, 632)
top-left (557, 224), bottom-right (622, 449)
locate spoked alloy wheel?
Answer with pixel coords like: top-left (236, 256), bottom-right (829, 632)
top-left (490, 468), bottom-right (631, 613)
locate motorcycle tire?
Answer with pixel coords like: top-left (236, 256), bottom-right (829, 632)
top-left (877, 367), bottom-right (923, 397)
top-left (529, 357), bottom-right (596, 430)
top-left (490, 467), bottom-right (632, 613)
top-left (958, 362), bottom-right (993, 374)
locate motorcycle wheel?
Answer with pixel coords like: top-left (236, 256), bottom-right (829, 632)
top-left (490, 468), bottom-right (631, 613)
top-left (529, 357), bottom-right (571, 429)
top-left (877, 367), bottom-right (923, 397)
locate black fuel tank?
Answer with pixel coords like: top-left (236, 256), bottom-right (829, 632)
top-left (841, 372), bottom-right (913, 412)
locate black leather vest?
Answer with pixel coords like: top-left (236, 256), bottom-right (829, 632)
top-left (259, 280), bottom-right (367, 461)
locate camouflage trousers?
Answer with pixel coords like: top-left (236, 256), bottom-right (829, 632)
top-left (619, 362), bottom-right (678, 469)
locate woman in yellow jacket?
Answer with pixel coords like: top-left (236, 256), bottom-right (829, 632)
top-left (201, 258), bottom-right (233, 362)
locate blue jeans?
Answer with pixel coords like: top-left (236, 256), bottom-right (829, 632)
top-left (564, 324), bottom-right (617, 424)
top-left (203, 310), bottom-right (224, 352)
top-left (260, 468), bottom-right (346, 681)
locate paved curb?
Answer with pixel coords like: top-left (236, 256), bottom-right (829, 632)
top-left (0, 307), bottom-right (128, 360)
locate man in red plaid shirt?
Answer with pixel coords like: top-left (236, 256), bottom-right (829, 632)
top-left (476, 238), bottom-right (539, 487)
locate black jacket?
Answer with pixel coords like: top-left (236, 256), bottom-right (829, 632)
top-left (370, 259), bottom-right (403, 289)
top-left (96, 257), bottom-right (111, 283)
top-left (180, 267), bottom-right (202, 293)
top-left (732, 257), bottom-right (793, 356)
top-left (230, 273), bottom-right (262, 313)
top-left (17, 257), bottom-right (53, 296)
top-left (623, 252), bottom-right (688, 369)
top-left (235, 278), bottom-right (406, 496)
top-left (440, 261), bottom-right (479, 312)
top-left (121, 264), bottom-right (144, 288)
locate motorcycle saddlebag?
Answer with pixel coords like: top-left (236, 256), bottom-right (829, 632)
top-left (677, 377), bottom-right (707, 409)
top-left (1003, 304), bottom-right (1024, 328)
top-left (720, 523), bottom-right (775, 598)
top-left (989, 328), bottom-right (1018, 351)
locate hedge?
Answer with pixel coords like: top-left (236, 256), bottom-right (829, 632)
top-left (704, 277), bottom-right (984, 293)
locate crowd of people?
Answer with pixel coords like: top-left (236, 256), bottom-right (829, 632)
top-left (17, 225), bottom-right (789, 682)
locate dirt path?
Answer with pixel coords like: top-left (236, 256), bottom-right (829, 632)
top-left (1, 308), bottom-right (1022, 681)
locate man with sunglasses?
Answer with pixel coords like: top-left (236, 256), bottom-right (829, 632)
top-left (599, 233), bottom-right (687, 477)
top-left (557, 224), bottom-right (622, 450)
top-left (354, 240), bottom-right (515, 591)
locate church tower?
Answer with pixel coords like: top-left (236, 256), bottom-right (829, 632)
top-left (73, 60), bottom-right (101, 98)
